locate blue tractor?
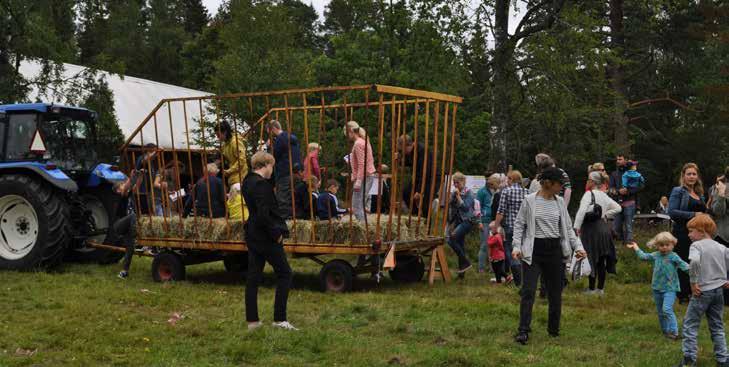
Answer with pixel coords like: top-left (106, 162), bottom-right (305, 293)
top-left (0, 103), bottom-right (128, 270)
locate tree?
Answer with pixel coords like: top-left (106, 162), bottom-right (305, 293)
top-left (488, 0), bottom-right (566, 170)
top-left (82, 79), bottom-right (125, 161)
top-left (0, 0), bottom-right (78, 103)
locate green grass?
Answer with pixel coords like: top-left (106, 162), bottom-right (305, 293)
top-left (0, 226), bottom-right (726, 366)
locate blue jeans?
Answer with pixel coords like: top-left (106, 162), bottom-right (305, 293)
top-left (448, 221), bottom-right (473, 270)
top-left (478, 225), bottom-right (489, 271)
top-left (612, 204), bottom-right (636, 242)
top-left (653, 290), bottom-right (678, 334)
top-left (682, 287), bottom-right (729, 363)
top-left (503, 229), bottom-right (521, 286)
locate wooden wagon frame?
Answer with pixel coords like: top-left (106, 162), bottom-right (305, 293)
top-left (89, 84), bottom-right (463, 292)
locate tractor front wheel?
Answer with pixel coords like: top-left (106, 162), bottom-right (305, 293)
top-left (0, 174), bottom-right (71, 270)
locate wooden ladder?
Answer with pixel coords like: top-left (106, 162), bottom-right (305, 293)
top-left (428, 244), bottom-right (451, 285)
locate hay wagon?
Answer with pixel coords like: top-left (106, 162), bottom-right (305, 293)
top-left (89, 85), bottom-right (462, 292)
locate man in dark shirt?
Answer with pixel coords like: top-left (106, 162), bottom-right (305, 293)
top-left (134, 143), bottom-right (160, 215)
top-left (241, 151), bottom-right (296, 331)
top-left (609, 154), bottom-right (643, 243)
top-left (266, 120), bottom-right (302, 219)
top-left (397, 134), bottom-right (440, 218)
top-left (183, 163), bottom-right (226, 218)
top-left (111, 170), bottom-right (139, 279)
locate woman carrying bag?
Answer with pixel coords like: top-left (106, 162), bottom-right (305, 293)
top-left (512, 167), bottom-right (586, 345)
top-left (574, 171), bottom-right (622, 295)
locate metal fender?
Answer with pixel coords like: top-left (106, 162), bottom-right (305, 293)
top-left (0, 162), bottom-right (78, 192)
top-left (86, 163), bottom-right (128, 187)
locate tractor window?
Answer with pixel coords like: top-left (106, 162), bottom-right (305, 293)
top-left (5, 114), bottom-right (36, 160)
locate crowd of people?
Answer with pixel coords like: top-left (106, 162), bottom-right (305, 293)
top-left (109, 118), bottom-right (729, 363)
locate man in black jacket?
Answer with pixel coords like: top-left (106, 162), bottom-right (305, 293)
top-left (397, 134), bottom-right (440, 217)
top-left (608, 154), bottom-right (643, 243)
top-left (183, 163), bottom-right (226, 218)
top-left (241, 151), bottom-right (297, 331)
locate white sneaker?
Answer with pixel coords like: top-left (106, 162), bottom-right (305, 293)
top-left (596, 289), bottom-right (605, 296)
top-left (584, 289), bottom-right (596, 295)
top-left (272, 321), bottom-right (299, 331)
top-left (489, 278), bottom-right (497, 283)
top-left (247, 321), bottom-right (262, 331)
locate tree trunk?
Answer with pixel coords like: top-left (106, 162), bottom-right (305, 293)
top-left (608, 0), bottom-right (630, 155)
top-left (490, 0), bottom-right (511, 172)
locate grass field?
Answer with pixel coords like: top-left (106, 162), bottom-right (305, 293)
top-left (1, 225), bottom-right (727, 366)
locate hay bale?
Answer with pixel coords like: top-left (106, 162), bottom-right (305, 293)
top-left (137, 213), bottom-right (433, 245)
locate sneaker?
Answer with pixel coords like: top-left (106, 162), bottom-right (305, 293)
top-left (548, 331), bottom-right (560, 338)
top-left (247, 321), bottom-right (262, 331)
top-left (118, 271), bottom-right (128, 279)
top-left (596, 289), bottom-right (605, 296)
top-left (490, 278), bottom-right (497, 283)
top-left (514, 332), bottom-right (528, 345)
top-left (675, 356), bottom-right (696, 367)
top-left (584, 289), bottom-right (596, 295)
top-left (665, 333), bottom-right (681, 340)
top-left (457, 263), bottom-right (473, 274)
top-left (272, 321), bottom-right (299, 331)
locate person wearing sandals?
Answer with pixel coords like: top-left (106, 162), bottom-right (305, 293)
top-left (512, 167), bottom-right (586, 345)
top-left (574, 171), bottom-right (622, 295)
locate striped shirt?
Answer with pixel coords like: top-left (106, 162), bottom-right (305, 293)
top-left (497, 183), bottom-right (528, 230)
top-left (534, 196), bottom-right (561, 238)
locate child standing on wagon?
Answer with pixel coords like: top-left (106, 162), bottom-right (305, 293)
top-left (626, 232), bottom-right (688, 340)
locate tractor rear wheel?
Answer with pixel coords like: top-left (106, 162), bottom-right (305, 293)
top-left (0, 174), bottom-right (71, 270)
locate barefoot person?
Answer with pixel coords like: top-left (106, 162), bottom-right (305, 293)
top-left (242, 151), bottom-right (296, 331)
top-left (512, 167), bottom-right (586, 344)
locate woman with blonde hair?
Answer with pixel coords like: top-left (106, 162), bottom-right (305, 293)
top-left (344, 121), bottom-right (376, 220)
top-left (303, 142), bottom-right (321, 181)
top-left (668, 162), bottom-right (706, 303)
top-left (448, 172), bottom-right (477, 275)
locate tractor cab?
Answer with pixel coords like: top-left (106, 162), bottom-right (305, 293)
top-left (0, 103), bottom-right (117, 181)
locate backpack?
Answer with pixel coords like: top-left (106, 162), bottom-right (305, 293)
top-left (583, 191), bottom-right (603, 223)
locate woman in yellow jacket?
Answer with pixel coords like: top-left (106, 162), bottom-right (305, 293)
top-left (217, 120), bottom-right (248, 220)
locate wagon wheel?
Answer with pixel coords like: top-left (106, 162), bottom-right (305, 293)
top-left (388, 254), bottom-right (425, 283)
top-left (319, 259), bottom-right (354, 293)
top-left (151, 252), bottom-right (186, 282)
top-left (223, 253), bottom-right (249, 273)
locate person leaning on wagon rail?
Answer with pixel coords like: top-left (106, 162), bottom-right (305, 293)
top-left (266, 120), bottom-right (302, 219)
top-left (111, 170), bottom-right (140, 279)
top-left (216, 120), bottom-right (249, 187)
top-left (242, 151), bottom-right (297, 331)
top-left (396, 134), bottom-right (440, 218)
top-left (183, 163), bottom-right (226, 218)
top-left (134, 143), bottom-right (162, 215)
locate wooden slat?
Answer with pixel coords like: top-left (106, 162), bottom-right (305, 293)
top-left (375, 85), bottom-right (463, 103)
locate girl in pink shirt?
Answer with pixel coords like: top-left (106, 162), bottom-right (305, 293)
top-left (345, 121), bottom-right (376, 220)
top-left (304, 142), bottom-right (321, 181)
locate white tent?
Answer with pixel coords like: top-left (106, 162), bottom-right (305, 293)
top-left (19, 61), bottom-right (213, 149)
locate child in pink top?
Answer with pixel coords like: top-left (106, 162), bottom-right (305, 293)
top-left (488, 222), bottom-right (507, 283)
top-left (304, 142), bottom-right (321, 181)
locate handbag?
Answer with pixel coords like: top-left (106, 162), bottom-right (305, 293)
top-left (583, 191), bottom-right (603, 223)
top-left (569, 254), bottom-right (592, 281)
